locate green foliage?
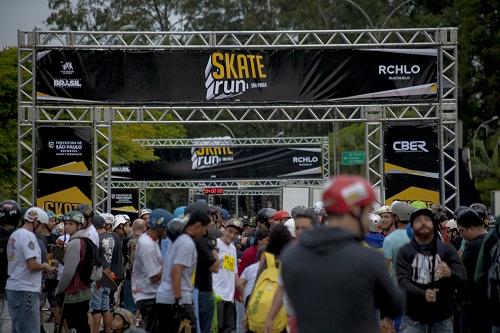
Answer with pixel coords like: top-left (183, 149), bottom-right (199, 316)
top-left (112, 122), bottom-right (186, 165)
top-left (332, 123), bottom-right (365, 175)
top-left (471, 133), bottom-right (500, 203)
top-left (0, 48), bottom-right (18, 200)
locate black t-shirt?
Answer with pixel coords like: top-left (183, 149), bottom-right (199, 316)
top-left (194, 235), bottom-right (217, 292)
top-left (98, 232), bottom-right (124, 279)
top-left (0, 228), bottom-right (14, 293)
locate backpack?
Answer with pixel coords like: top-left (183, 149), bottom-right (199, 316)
top-left (79, 238), bottom-right (102, 285)
top-left (487, 235), bottom-right (500, 305)
top-left (247, 252), bottom-right (287, 333)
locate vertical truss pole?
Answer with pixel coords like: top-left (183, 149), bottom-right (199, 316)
top-left (17, 31), bottom-right (36, 207)
top-left (321, 137), bottom-right (330, 178)
top-left (93, 108), bottom-right (112, 213)
top-left (139, 187), bottom-right (147, 209)
top-left (438, 41), bottom-right (460, 213)
top-left (188, 188), bottom-right (195, 204)
top-left (365, 107), bottom-right (384, 202)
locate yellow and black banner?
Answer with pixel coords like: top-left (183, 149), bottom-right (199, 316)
top-left (36, 126), bottom-right (92, 214)
top-left (111, 189), bottom-right (139, 220)
top-left (36, 49), bottom-right (438, 105)
top-left (383, 123), bottom-right (440, 207)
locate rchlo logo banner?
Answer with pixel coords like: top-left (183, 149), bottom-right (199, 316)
top-left (205, 52), bottom-right (268, 100)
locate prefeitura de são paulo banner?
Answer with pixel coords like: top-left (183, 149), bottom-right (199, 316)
top-left (36, 126), bottom-right (93, 214)
top-left (36, 49), bottom-right (438, 104)
top-left (112, 145), bottom-right (323, 181)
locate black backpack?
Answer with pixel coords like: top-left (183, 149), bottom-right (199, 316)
top-left (77, 238), bottom-right (102, 286)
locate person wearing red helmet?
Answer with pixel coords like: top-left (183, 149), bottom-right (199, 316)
top-left (280, 175), bottom-right (403, 333)
top-left (273, 210), bottom-right (291, 225)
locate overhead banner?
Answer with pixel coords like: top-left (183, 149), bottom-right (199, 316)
top-left (112, 146), bottom-right (323, 181)
top-left (383, 123), bottom-right (440, 207)
top-left (36, 49), bottom-right (437, 104)
top-left (36, 126), bottom-right (92, 214)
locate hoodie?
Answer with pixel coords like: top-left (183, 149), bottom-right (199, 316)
top-left (56, 228), bottom-right (94, 303)
top-left (280, 227), bottom-right (403, 333)
top-left (396, 237), bottom-right (466, 323)
top-left (474, 219), bottom-right (500, 326)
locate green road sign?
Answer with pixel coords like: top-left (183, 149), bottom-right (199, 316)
top-left (341, 151), bottom-right (365, 165)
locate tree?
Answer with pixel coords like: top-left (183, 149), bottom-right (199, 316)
top-left (0, 48), bottom-right (19, 200)
top-left (470, 132), bottom-right (500, 203)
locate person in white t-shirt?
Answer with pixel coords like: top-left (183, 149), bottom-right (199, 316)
top-left (212, 219), bottom-right (244, 333)
top-left (131, 208), bottom-right (172, 331)
top-left (156, 209), bottom-right (210, 332)
top-left (6, 207), bottom-right (55, 333)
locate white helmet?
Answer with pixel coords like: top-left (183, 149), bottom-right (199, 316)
top-left (369, 213), bottom-right (381, 232)
top-left (24, 207), bottom-right (49, 224)
top-left (446, 219), bottom-right (457, 230)
top-left (52, 222), bottom-right (65, 236)
top-left (139, 208), bottom-right (152, 218)
top-left (112, 215), bottom-right (128, 231)
top-left (313, 201), bottom-right (325, 216)
top-left (376, 205), bottom-right (392, 215)
top-left (284, 218), bottom-right (296, 238)
top-left (100, 213), bottom-right (114, 225)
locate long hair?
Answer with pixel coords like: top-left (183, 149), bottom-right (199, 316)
top-left (266, 224), bottom-right (293, 257)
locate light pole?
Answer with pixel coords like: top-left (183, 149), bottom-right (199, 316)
top-left (472, 115), bottom-right (499, 158)
top-left (342, 0), bottom-right (412, 29)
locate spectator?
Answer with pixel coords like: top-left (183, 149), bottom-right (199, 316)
top-left (396, 207), bottom-right (466, 333)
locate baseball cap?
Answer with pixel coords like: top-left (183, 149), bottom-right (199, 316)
top-left (410, 208), bottom-right (434, 225)
top-left (273, 210), bottom-right (291, 221)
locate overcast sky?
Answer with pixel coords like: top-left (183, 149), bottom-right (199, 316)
top-left (0, 0), bottom-right (50, 48)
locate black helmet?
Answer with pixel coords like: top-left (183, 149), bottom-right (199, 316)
top-left (0, 200), bottom-right (21, 227)
top-left (256, 208), bottom-right (277, 224)
top-left (77, 204), bottom-right (94, 219)
top-left (166, 219), bottom-right (185, 242)
top-left (469, 203), bottom-right (488, 219)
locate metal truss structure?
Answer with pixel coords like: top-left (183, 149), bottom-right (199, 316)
top-left (18, 28), bottom-right (459, 212)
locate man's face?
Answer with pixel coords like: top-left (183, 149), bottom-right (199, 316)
top-left (114, 224), bottom-right (126, 238)
top-left (379, 213), bottom-right (394, 230)
top-left (295, 217), bottom-right (313, 239)
top-left (458, 226), bottom-right (474, 241)
top-left (222, 226), bottom-right (239, 244)
top-left (64, 221), bottom-right (78, 235)
top-left (191, 223), bottom-right (207, 239)
top-left (412, 215), bottom-right (434, 238)
top-left (257, 236), bottom-right (270, 247)
top-left (48, 218), bottom-right (57, 230)
top-left (142, 214), bottom-right (150, 223)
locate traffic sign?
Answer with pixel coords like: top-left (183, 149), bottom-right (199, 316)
top-left (341, 151), bottom-right (365, 165)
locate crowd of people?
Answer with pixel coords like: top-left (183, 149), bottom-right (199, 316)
top-left (0, 174), bottom-right (499, 333)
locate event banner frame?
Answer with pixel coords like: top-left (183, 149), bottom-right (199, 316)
top-left (17, 29), bottom-right (459, 213)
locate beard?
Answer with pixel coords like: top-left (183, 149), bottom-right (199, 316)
top-left (413, 225), bottom-right (434, 240)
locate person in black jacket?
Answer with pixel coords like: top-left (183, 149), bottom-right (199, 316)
top-left (456, 208), bottom-right (490, 333)
top-left (281, 175), bottom-right (404, 333)
top-left (396, 208), bottom-right (466, 333)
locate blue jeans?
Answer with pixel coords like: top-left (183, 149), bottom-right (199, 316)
top-left (401, 316), bottom-right (453, 333)
top-left (197, 291), bottom-right (214, 333)
top-left (90, 283), bottom-right (110, 312)
top-left (122, 279), bottom-right (137, 313)
top-left (6, 290), bottom-right (40, 333)
top-left (0, 295), bottom-right (12, 333)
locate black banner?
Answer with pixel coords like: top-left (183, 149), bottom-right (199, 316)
top-left (383, 123), bottom-right (440, 207)
top-left (112, 146), bottom-right (323, 180)
top-left (36, 49), bottom-right (437, 105)
top-left (111, 189), bottom-right (139, 220)
top-left (36, 126), bottom-right (93, 214)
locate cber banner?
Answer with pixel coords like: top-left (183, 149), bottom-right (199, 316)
top-left (36, 49), bottom-right (437, 104)
top-left (112, 146), bottom-right (323, 181)
top-left (383, 123), bottom-right (440, 207)
top-left (36, 126), bottom-right (92, 214)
